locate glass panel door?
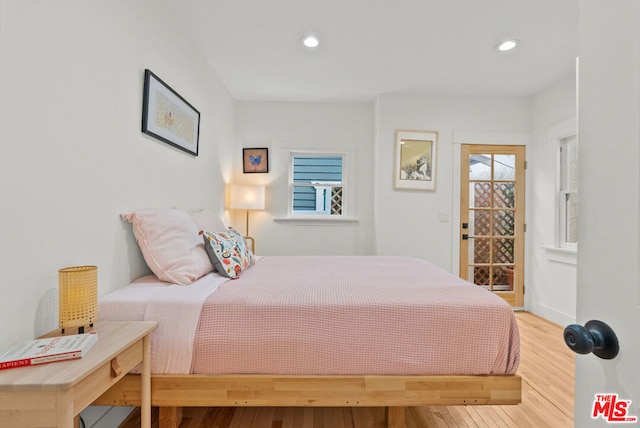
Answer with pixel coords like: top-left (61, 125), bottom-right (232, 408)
top-left (460, 145), bottom-right (525, 307)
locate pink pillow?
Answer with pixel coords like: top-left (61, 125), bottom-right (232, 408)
top-left (122, 208), bottom-right (214, 285)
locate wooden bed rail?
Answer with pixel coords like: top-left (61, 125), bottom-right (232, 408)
top-left (94, 373), bottom-right (521, 428)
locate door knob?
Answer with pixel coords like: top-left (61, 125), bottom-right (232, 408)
top-left (563, 320), bottom-right (619, 360)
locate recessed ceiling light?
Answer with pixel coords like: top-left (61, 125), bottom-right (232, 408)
top-left (302, 35), bottom-right (320, 49)
top-left (496, 39), bottom-right (519, 52)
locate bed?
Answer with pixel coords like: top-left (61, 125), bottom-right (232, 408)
top-left (92, 208), bottom-right (521, 428)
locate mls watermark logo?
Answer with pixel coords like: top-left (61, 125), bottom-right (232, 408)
top-left (592, 394), bottom-right (638, 423)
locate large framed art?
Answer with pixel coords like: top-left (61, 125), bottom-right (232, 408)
top-left (394, 129), bottom-right (438, 191)
top-left (142, 69), bottom-right (200, 156)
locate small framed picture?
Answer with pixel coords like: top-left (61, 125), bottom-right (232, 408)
top-left (243, 148), bottom-right (269, 173)
top-left (394, 129), bottom-right (438, 191)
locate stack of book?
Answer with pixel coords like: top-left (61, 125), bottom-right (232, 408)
top-left (0, 332), bottom-right (98, 370)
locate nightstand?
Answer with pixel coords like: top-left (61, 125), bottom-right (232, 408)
top-left (0, 321), bottom-right (156, 428)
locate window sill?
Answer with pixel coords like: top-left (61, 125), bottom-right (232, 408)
top-left (543, 246), bottom-right (577, 265)
top-left (273, 216), bottom-right (359, 226)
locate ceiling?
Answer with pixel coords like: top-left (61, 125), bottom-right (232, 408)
top-left (172, 0), bottom-right (578, 102)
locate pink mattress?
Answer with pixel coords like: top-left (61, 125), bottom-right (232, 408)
top-left (191, 256), bottom-right (520, 376)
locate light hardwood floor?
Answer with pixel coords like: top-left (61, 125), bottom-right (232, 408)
top-left (121, 312), bottom-right (574, 428)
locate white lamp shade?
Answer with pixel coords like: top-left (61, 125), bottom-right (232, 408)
top-left (229, 185), bottom-right (265, 210)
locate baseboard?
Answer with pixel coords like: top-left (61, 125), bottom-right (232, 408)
top-left (528, 301), bottom-right (575, 326)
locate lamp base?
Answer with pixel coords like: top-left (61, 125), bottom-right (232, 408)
top-left (61, 323), bottom-right (94, 335)
top-left (244, 235), bottom-right (256, 253)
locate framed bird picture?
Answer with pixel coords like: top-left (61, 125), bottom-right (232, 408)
top-left (243, 148), bottom-right (269, 173)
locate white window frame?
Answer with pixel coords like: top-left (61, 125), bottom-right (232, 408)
top-left (557, 134), bottom-right (578, 251)
top-left (287, 151), bottom-right (348, 219)
top-left (543, 117), bottom-right (577, 265)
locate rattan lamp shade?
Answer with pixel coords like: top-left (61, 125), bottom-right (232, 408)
top-left (58, 265), bottom-right (98, 333)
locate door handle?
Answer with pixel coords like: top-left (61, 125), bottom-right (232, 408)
top-left (563, 320), bottom-right (619, 360)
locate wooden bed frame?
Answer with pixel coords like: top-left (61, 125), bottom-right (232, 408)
top-left (94, 372), bottom-right (521, 428)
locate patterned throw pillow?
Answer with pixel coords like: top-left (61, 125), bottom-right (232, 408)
top-left (201, 229), bottom-right (254, 278)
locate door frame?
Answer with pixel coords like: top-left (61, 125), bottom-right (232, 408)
top-left (451, 131), bottom-right (530, 306)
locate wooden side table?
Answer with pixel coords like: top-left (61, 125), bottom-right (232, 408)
top-left (0, 321), bottom-right (157, 428)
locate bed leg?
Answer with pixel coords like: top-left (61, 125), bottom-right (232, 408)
top-left (159, 406), bottom-right (183, 428)
top-left (385, 406), bottom-right (406, 428)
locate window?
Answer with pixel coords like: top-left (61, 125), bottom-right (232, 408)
top-left (558, 134), bottom-right (578, 249)
top-left (290, 153), bottom-right (344, 216)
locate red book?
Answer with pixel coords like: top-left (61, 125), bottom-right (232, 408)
top-left (0, 332), bottom-right (98, 370)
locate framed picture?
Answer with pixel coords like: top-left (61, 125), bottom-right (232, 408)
top-left (394, 129), bottom-right (438, 191)
top-left (142, 69), bottom-right (200, 156)
top-left (243, 148), bottom-right (269, 173)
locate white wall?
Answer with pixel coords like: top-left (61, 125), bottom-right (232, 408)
top-left (374, 94), bottom-right (531, 273)
top-left (528, 73), bottom-right (578, 325)
top-left (234, 101), bottom-right (375, 256)
top-left (0, 1), bottom-right (234, 346)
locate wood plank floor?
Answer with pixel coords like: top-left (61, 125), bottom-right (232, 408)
top-left (121, 312), bottom-right (574, 427)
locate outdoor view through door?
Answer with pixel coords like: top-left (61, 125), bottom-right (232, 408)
top-left (460, 145), bottom-right (525, 307)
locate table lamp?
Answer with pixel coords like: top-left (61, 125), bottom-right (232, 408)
top-left (229, 184), bottom-right (265, 253)
top-left (58, 265), bottom-right (98, 334)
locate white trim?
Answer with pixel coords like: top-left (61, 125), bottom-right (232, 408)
top-left (543, 245), bottom-right (578, 265)
top-left (453, 131), bottom-right (531, 146)
top-left (273, 217), bottom-right (359, 225)
top-left (547, 116), bottom-right (577, 141)
top-left (548, 117), bottom-right (578, 251)
top-left (529, 300), bottom-right (576, 326)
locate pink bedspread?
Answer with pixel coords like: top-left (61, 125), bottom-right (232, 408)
top-left (99, 272), bottom-right (228, 374)
top-left (191, 256), bottom-right (520, 376)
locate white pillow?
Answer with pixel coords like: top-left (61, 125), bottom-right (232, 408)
top-left (190, 209), bottom-right (227, 232)
top-left (122, 208), bottom-right (214, 285)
